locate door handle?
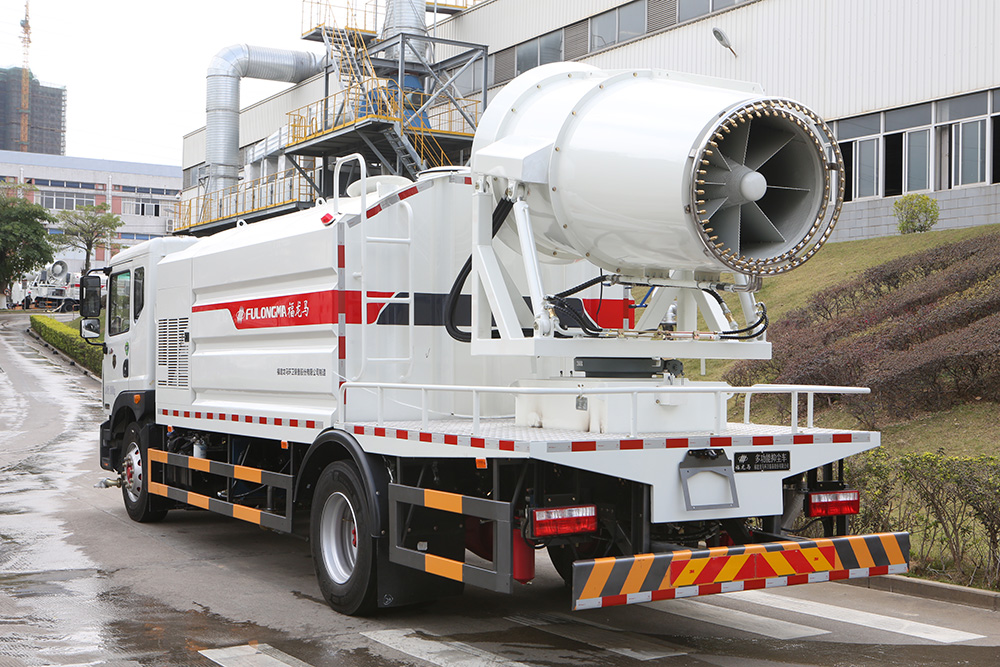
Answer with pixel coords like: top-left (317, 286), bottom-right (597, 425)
top-left (123, 358), bottom-right (129, 378)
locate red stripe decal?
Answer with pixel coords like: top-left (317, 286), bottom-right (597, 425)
top-left (445, 434), bottom-right (458, 445)
top-left (244, 415), bottom-right (252, 423)
top-left (338, 336), bottom-right (346, 360)
top-left (207, 413), bottom-right (214, 420)
top-left (366, 203), bottom-right (382, 219)
top-left (471, 437), bottom-right (486, 448)
top-left (289, 419), bottom-right (299, 427)
top-left (274, 418), bottom-right (282, 426)
top-left (620, 439), bottom-right (644, 450)
top-left (830, 570), bottom-right (850, 581)
top-left (787, 573), bottom-right (810, 586)
top-left (651, 588), bottom-right (676, 601)
top-left (753, 436), bottom-right (774, 446)
top-left (793, 434), bottom-right (814, 444)
top-left (195, 412), bottom-right (201, 419)
top-left (499, 440), bottom-right (515, 451)
top-left (698, 582), bottom-right (723, 596)
top-left (161, 409), bottom-right (167, 416)
top-left (572, 441), bottom-right (596, 452)
top-left (710, 437), bottom-right (732, 447)
top-left (337, 245), bottom-right (345, 268)
top-left (354, 425), bottom-right (365, 435)
top-left (420, 432), bottom-right (433, 442)
top-left (184, 411), bottom-right (190, 418)
top-left (258, 417), bottom-right (266, 424)
top-left (306, 420), bottom-right (316, 429)
top-left (396, 429), bottom-right (408, 440)
top-left (869, 565), bottom-right (889, 576)
top-left (398, 186), bottom-right (419, 200)
top-left (665, 438), bottom-right (688, 448)
top-left (602, 594), bottom-right (628, 608)
top-left (172, 410), bottom-right (179, 417)
top-left (833, 433), bottom-right (852, 443)
top-left (374, 427), bottom-right (386, 437)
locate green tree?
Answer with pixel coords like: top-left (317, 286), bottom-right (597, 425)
top-left (0, 186), bottom-right (54, 298)
top-left (894, 193), bottom-right (940, 234)
top-left (54, 203), bottom-right (124, 273)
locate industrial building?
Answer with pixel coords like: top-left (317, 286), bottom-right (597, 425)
top-left (0, 150), bottom-right (181, 273)
top-left (179, 0), bottom-right (1000, 242)
top-left (0, 66), bottom-right (65, 155)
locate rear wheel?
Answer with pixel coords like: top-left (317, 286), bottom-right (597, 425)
top-left (310, 460), bottom-right (377, 615)
top-left (121, 422), bottom-right (167, 523)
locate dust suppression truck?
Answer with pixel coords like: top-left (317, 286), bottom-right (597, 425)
top-left (80, 63), bottom-right (908, 615)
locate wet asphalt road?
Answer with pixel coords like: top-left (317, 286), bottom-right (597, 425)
top-left (1, 310), bottom-right (999, 667)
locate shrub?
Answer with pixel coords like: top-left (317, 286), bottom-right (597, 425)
top-left (30, 314), bottom-right (103, 376)
top-left (895, 193), bottom-right (940, 234)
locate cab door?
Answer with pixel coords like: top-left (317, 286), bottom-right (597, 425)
top-left (103, 265), bottom-right (134, 409)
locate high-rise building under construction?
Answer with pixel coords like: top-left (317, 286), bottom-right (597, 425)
top-left (0, 66), bottom-right (65, 155)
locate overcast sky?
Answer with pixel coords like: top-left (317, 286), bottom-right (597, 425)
top-left (0, 0), bottom-right (328, 166)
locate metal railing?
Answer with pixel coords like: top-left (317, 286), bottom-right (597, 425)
top-left (286, 77), bottom-right (480, 147)
top-left (302, 0), bottom-right (487, 38)
top-left (176, 166), bottom-right (322, 232)
top-left (338, 382), bottom-right (872, 438)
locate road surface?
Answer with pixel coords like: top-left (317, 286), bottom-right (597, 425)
top-left (1, 311), bottom-right (998, 666)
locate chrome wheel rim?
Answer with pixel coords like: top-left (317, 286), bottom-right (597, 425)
top-left (320, 491), bottom-right (358, 584)
top-left (123, 442), bottom-right (143, 503)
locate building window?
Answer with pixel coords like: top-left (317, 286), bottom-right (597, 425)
top-left (590, 1), bottom-right (647, 51)
top-left (40, 190), bottom-right (95, 210)
top-left (678, 0), bottom-right (734, 23)
top-left (515, 31), bottom-right (564, 77)
top-left (837, 113), bottom-right (880, 201)
top-left (123, 198), bottom-right (162, 216)
top-left (956, 119), bottom-right (987, 185)
top-left (883, 103), bottom-right (932, 195)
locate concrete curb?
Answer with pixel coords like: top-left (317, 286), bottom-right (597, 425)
top-left (842, 574), bottom-right (1000, 611)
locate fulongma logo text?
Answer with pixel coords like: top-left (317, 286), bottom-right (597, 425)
top-left (236, 301), bottom-right (311, 324)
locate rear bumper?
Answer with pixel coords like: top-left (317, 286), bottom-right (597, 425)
top-left (572, 532), bottom-right (909, 610)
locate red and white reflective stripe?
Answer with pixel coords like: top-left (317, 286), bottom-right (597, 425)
top-left (574, 563), bottom-right (909, 610)
top-left (362, 179), bottom-right (434, 221)
top-left (344, 423), bottom-right (866, 454)
top-left (161, 408), bottom-right (320, 429)
top-left (545, 431), bottom-right (868, 453)
top-left (345, 423), bottom-right (527, 453)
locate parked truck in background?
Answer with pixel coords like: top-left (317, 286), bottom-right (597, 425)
top-left (80, 63), bottom-right (908, 615)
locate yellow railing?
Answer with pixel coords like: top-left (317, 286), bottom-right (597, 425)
top-left (286, 77), bottom-right (479, 147)
top-left (176, 167), bottom-right (321, 232)
top-left (302, 0), bottom-right (487, 38)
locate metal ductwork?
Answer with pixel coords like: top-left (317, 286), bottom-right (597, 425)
top-left (205, 45), bottom-right (326, 194)
top-left (381, 0), bottom-right (429, 64)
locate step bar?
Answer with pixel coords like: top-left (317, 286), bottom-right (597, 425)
top-left (572, 532), bottom-right (910, 610)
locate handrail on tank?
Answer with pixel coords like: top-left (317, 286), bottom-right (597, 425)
top-left (332, 153), bottom-right (367, 216)
top-left (338, 381), bottom-right (871, 438)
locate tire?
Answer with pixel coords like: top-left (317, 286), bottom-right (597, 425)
top-left (310, 460), bottom-right (377, 616)
top-left (547, 539), bottom-right (610, 588)
top-left (120, 422), bottom-right (168, 523)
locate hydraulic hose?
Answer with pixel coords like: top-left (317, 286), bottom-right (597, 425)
top-left (444, 198), bottom-right (515, 343)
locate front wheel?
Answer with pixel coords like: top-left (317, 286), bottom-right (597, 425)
top-left (310, 460), bottom-right (377, 615)
top-left (120, 422), bottom-right (167, 523)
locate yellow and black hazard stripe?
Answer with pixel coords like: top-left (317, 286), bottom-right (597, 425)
top-left (386, 482), bottom-right (514, 593)
top-left (147, 448), bottom-right (293, 532)
top-left (572, 532), bottom-right (910, 610)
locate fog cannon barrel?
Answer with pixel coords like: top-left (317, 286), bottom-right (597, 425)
top-left (471, 63), bottom-right (844, 277)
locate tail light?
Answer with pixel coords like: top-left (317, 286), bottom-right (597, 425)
top-left (805, 490), bottom-right (860, 517)
top-left (531, 505), bottom-right (598, 537)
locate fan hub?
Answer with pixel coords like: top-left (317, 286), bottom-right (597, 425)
top-left (739, 170), bottom-right (767, 202)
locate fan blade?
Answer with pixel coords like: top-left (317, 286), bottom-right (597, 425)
top-left (710, 206), bottom-right (742, 256)
top-left (741, 201), bottom-right (786, 245)
top-left (744, 122), bottom-right (795, 171)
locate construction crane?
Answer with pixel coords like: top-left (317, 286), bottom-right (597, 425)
top-left (19, 1), bottom-right (30, 152)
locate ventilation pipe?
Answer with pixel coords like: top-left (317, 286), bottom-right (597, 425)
top-left (382, 0), bottom-right (429, 65)
top-left (205, 45), bottom-right (326, 194)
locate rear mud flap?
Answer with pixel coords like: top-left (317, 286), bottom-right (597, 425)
top-left (571, 532), bottom-right (909, 610)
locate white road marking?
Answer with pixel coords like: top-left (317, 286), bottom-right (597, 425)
top-left (726, 590), bottom-right (986, 644)
top-left (362, 629), bottom-right (533, 667)
top-left (200, 643), bottom-right (313, 667)
top-left (507, 613), bottom-right (687, 660)
top-left (647, 598), bottom-right (830, 640)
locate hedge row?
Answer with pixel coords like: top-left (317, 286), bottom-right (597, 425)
top-left (30, 315), bottom-right (103, 376)
top-left (726, 231), bottom-right (1000, 428)
top-left (848, 450), bottom-right (1000, 590)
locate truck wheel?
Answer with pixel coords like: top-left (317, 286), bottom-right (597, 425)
top-left (121, 422), bottom-right (167, 523)
top-left (311, 460), bottom-right (377, 615)
top-left (548, 539), bottom-right (611, 587)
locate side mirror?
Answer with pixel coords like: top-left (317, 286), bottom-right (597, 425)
top-left (81, 318), bottom-right (101, 339)
top-left (80, 275), bottom-right (103, 318)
